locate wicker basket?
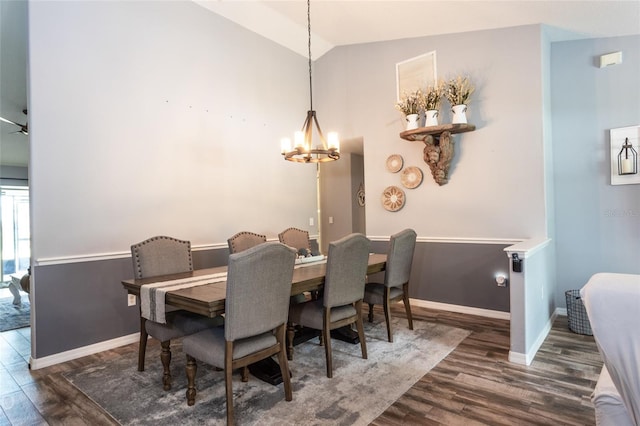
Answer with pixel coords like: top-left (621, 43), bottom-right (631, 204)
top-left (565, 289), bottom-right (593, 335)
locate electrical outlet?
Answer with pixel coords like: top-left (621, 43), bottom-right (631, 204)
top-left (128, 294), bottom-right (137, 306)
top-left (495, 275), bottom-right (508, 287)
top-left (309, 217), bottom-right (314, 226)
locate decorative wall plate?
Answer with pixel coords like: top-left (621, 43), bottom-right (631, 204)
top-left (381, 186), bottom-right (405, 212)
top-left (386, 154), bottom-right (403, 173)
top-left (401, 166), bottom-right (423, 189)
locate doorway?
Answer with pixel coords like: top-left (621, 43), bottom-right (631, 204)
top-left (319, 151), bottom-right (366, 253)
top-left (1, 187), bottom-right (30, 281)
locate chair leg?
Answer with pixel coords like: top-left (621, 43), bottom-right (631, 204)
top-left (355, 301), bottom-right (367, 360)
top-left (367, 303), bottom-right (374, 322)
top-left (225, 342), bottom-right (234, 426)
top-left (276, 325), bottom-right (293, 401)
top-left (186, 355), bottom-right (197, 406)
top-left (241, 367), bottom-right (249, 382)
top-left (323, 328), bottom-right (333, 378)
top-left (160, 340), bottom-right (172, 390)
top-left (286, 322), bottom-right (295, 361)
top-left (383, 288), bottom-right (393, 342)
top-left (138, 316), bottom-right (148, 372)
top-left (323, 309), bottom-right (333, 378)
top-left (402, 283), bottom-right (414, 330)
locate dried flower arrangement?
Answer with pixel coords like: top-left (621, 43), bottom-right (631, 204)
top-left (421, 80), bottom-right (445, 111)
top-left (395, 90), bottom-right (422, 115)
top-left (445, 75), bottom-right (475, 106)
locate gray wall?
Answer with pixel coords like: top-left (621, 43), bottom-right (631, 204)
top-left (26, 1), bottom-right (319, 359)
top-left (370, 240), bottom-right (510, 312)
top-left (33, 247), bottom-right (229, 358)
top-left (315, 24), bottom-right (548, 241)
top-left (551, 35), bottom-right (640, 306)
top-left (28, 1), bottom-right (319, 261)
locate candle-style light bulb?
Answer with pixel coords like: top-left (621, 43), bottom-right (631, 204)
top-left (281, 138), bottom-right (291, 155)
top-left (327, 132), bottom-right (340, 152)
top-left (294, 131), bottom-right (305, 151)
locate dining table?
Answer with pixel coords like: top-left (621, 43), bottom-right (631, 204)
top-left (121, 253), bottom-right (387, 384)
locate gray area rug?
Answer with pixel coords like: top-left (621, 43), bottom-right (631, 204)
top-left (64, 317), bottom-right (470, 425)
top-left (0, 294), bottom-right (30, 332)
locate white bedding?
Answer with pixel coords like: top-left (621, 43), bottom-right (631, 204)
top-left (581, 273), bottom-right (640, 426)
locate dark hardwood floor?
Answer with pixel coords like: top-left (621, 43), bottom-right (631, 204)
top-left (0, 305), bottom-right (601, 425)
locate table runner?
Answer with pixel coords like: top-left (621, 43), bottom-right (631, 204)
top-left (294, 255), bottom-right (327, 268)
top-left (140, 272), bottom-right (227, 323)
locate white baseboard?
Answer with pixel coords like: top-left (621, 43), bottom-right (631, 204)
top-left (30, 332), bottom-right (140, 370)
top-left (508, 309), bottom-right (559, 365)
top-left (410, 298), bottom-right (511, 320)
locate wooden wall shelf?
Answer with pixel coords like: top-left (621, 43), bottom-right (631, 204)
top-left (399, 123), bottom-right (476, 186)
top-left (399, 123), bottom-right (476, 142)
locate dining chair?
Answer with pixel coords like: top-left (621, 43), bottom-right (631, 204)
top-left (278, 227), bottom-right (312, 256)
top-left (364, 228), bottom-right (417, 342)
top-left (278, 226), bottom-right (318, 303)
top-left (183, 242), bottom-right (296, 426)
top-left (227, 231), bottom-right (267, 254)
top-left (288, 233), bottom-right (371, 378)
top-left (131, 235), bottom-right (223, 391)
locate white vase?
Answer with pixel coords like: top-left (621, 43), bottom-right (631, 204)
top-left (405, 113), bottom-right (420, 130)
top-left (451, 105), bottom-right (467, 124)
top-left (425, 110), bottom-right (439, 127)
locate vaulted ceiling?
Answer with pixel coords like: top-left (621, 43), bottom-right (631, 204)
top-left (2, 1), bottom-right (639, 168)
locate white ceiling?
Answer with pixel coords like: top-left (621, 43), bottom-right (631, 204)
top-left (2, 1), bottom-right (640, 167)
top-left (195, 1), bottom-right (640, 58)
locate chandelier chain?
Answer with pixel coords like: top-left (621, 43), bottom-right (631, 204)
top-left (307, 0), bottom-right (313, 111)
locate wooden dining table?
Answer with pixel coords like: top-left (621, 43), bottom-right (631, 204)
top-left (121, 253), bottom-right (386, 317)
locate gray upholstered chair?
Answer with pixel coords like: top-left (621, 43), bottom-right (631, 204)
top-left (131, 235), bottom-right (223, 391)
top-left (278, 227), bottom-right (318, 303)
top-left (364, 228), bottom-right (417, 342)
top-left (288, 233), bottom-right (371, 378)
top-left (227, 231), bottom-right (267, 254)
top-left (184, 242), bottom-right (296, 426)
top-left (278, 227), bottom-right (312, 256)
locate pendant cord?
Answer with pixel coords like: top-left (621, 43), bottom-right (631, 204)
top-left (307, 0), bottom-right (313, 111)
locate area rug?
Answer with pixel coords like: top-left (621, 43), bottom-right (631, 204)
top-left (0, 294), bottom-right (30, 332)
top-left (64, 317), bottom-right (470, 425)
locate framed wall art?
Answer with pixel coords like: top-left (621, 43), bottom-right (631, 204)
top-left (610, 125), bottom-right (640, 185)
top-left (396, 51), bottom-right (437, 102)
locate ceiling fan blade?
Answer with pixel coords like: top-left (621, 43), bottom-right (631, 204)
top-left (0, 116), bottom-right (20, 126)
top-left (0, 116), bottom-right (29, 135)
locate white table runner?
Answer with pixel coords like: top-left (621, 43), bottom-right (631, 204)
top-left (140, 272), bottom-right (227, 323)
top-left (294, 255), bottom-right (327, 268)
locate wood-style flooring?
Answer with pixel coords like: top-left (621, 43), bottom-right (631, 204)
top-left (0, 305), bottom-right (601, 425)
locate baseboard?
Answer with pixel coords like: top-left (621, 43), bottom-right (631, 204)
top-left (410, 299), bottom-right (511, 320)
top-left (556, 307), bottom-right (567, 316)
top-left (30, 332), bottom-right (140, 370)
top-left (508, 309), bottom-right (558, 366)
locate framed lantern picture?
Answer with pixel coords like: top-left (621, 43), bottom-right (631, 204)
top-left (610, 125), bottom-right (640, 185)
top-left (396, 51), bottom-right (437, 102)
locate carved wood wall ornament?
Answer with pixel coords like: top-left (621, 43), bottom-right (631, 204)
top-left (400, 123), bottom-right (475, 186)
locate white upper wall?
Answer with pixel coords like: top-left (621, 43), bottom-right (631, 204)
top-left (28, 1), bottom-right (318, 261)
top-left (315, 25), bottom-right (547, 241)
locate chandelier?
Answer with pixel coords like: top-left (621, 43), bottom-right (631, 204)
top-left (281, 0), bottom-right (340, 163)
